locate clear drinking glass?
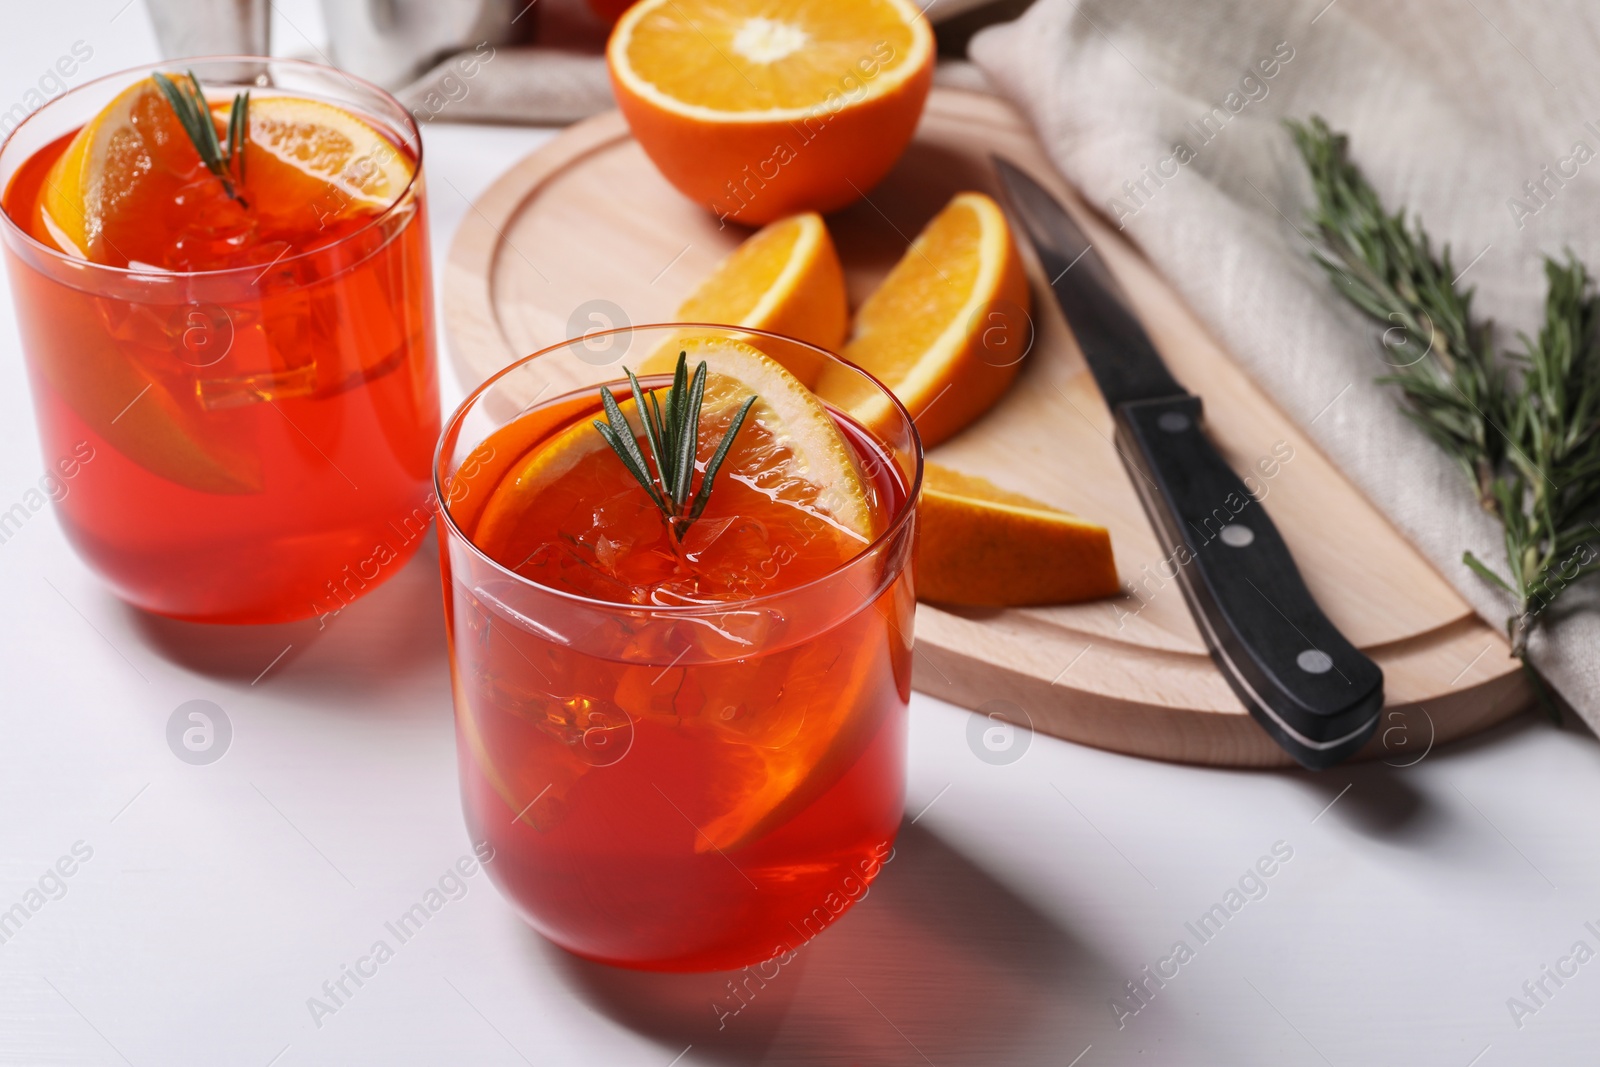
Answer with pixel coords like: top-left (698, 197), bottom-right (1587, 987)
top-left (0, 57), bottom-right (437, 623)
top-left (435, 325), bottom-right (920, 971)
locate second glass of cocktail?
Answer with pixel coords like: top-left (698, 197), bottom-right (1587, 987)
top-left (436, 326), bottom-right (919, 971)
top-left (0, 58), bottom-right (436, 623)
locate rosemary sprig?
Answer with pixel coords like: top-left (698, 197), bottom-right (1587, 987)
top-left (592, 350), bottom-right (757, 541)
top-left (1289, 115), bottom-right (1600, 711)
top-left (153, 70), bottom-right (249, 206)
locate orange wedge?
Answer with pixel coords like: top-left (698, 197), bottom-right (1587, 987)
top-left (643, 212), bottom-right (847, 385)
top-left (917, 463), bottom-right (1119, 607)
top-left (816, 191), bottom-right (1031, 448)
top-left (41, 77), bottom-right (178, 262)
top-left (607, 0), bottom-right (934, 223)
top-left (677, 212), bottom-right (847, 376)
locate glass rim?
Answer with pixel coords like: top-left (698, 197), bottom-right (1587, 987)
top-left (434, 323), bottom-right (924, 617)
top-left (0, 54), bottom-right (425, 281)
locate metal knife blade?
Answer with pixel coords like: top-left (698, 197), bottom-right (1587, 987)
top-left (992, 158), bottom-right (1184, 408)
top-left (992, 155), bottom-right (1384, 770)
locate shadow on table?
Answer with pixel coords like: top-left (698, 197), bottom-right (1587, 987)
top-left (122, 536), bottom-right (448, 695)
top-left (1285, 708), bottom-right (1589, 853)
top-left (543, 820), bottom-right (1117, 1066)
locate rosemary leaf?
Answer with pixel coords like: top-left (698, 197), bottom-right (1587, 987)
top-left (598, 385), bottom-right (665, 512)
top-left (1290, 115), bottom-right (1600, 697)
top-left (625, 366), bottom-right (669, 499)
top-left (593, 350), bottom-right (755, 541)
top-left (675, 362), bottom-right (707, 510)
top-left (152, 70), bottom-right (249, 206)
top-left (690, 396), bottom-right (757, 524)
top-left (1463, 551), bottom-right (1515, 594)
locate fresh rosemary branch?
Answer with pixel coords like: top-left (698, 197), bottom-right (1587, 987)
top-left (1289, 116), bottom-right (1507, 507)
top-left (1289, 115), bottom-right (1600, 685)
top-left (153, 70), bottom-right (249, 206)
top-left (592, 350), bottom-right (757, 541)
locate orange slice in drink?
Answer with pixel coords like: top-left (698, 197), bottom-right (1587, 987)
top-left (474, 336), bottom-right (876, 572)
top-left (42, 79), bottom-right (412, 267)
top-left (608, 0), bottom-right (934, 223)
top-left (40, 77), bottom-right (181, 263)
top-left (693, 620), bottom-right (897, 853)
top-left (241, 96), bottom-right (414, 234)
top-left (815, 191), bottom-right (1031, 448)
top-left (657, 212), bottom-right (848, 384)
top-left (918, 463), bottom-right (1119, 606)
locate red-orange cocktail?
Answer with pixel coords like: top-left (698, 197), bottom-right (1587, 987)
top-left (436, 327), bottom-right (919, 971)
top-left (0, 59), bottom-right (436, 622)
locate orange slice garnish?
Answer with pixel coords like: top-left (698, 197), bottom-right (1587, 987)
top-left (41, 79), bottom-right (412, 268)
top-left (816, 191), bottom-right (1031, 447)
top-left (474, 336), bottom-right (875, 572)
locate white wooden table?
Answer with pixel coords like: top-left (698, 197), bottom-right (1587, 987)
top-left (2, 4), bottom-right (1598, 1064)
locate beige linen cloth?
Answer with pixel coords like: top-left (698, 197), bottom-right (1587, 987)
top-left (970, 0), bottom-right (1600, 733)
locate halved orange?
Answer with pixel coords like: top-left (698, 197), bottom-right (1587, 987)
top-left (816, 191), bottom-right (1031, 448)
top-left (918, 463), bottom-right (1118, 607)
top-left (607, 0), bottom-right (934, 223)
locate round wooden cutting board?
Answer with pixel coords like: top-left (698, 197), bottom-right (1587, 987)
top-left (444, 88), bottom-right (1530, 768)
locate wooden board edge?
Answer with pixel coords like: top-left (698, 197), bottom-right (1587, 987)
top-left (913, 621), bottom-right (1532, 767)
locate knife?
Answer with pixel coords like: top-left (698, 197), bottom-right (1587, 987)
top-left (993, 158), bottom-right (1383, 770)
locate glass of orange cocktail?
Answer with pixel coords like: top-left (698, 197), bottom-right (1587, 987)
top-left (0, 58), bottom-right (436, 623)
top-left (436, 325), bottom-right (919, 971)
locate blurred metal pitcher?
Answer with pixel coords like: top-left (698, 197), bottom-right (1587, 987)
top-left (145, 0), bottom-right (270, 59)
top-left (320, 0), bottom-right (527, 89)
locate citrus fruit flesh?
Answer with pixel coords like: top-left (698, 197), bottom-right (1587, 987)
top-left (472, 337), bottom-right (877, 606)
top-left (817, 191), bottom-right (1031, 447)
top-left (607, 0), bottom-right (934, 222)
top-left (917, 463), bottom-right (1119, 607)
top-left (613, 0), bottom-right (926, 114)
top-left (38, 78), bottom-right (413, 270)
top-left (671, 211), bottom-right (848, 378)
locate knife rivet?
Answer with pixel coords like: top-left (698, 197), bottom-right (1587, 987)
top-left (1220, 524), bottom-right (1255, 547)
top-left (1297, 650), bottom-right (1334, 674)
top-left (1157, 412), bottom-right (1190, 433)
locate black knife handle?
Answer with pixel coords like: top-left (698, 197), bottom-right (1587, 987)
top-left (1113, 395), bottom-right (1383, 769)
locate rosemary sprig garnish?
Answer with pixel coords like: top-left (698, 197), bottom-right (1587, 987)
top-left (153, 70), bottom-right (249, 206)
top-left (1290, 115), bottom-right (1600, 713)
top-left (592, 350), bottom-right (757, 541)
